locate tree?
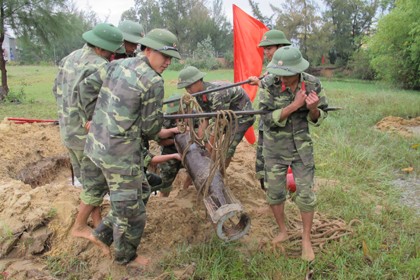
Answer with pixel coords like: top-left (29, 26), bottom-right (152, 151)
top-left (133, 0), bottom-right (163, 32)
top-left (368, 0), bottom-right (420, 89)
top-left (248, 0), bottom-right (274, 28)
top-left (0, 0), bottom-right (68, 100)
top-left (270, 0), bottom-right (327, 65)
top-left (322, 0), bottom-right (388, 66)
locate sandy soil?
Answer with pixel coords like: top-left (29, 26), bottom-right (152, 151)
top-left (0, 116), bottom-right (417, 279)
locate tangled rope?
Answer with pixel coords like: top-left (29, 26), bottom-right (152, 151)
top-left (259, 209), bottom-right (362, 257)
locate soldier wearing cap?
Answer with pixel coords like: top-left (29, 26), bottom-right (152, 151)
top-left (113, 20), bottom-right (145, 60)
top-left (83, 29), bottom-right (181, 267)
top-left (249, 29), bottom-right (291, 190)
top-left (52, 23), bottom-right (123, 240)
top-left (259, 46), bottom-right (328, 261)
top-left (177, 66), bottom-right (256, 168)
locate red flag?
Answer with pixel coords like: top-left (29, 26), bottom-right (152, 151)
top-left (233, 5), bottom-right (269, 144)
top-left (321, 55), bottom-right (325, 65)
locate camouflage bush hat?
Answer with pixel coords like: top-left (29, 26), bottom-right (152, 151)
top-left (165, 93), bottom-right (182, 114)
top-left (258, 30), bottom-right (291, 47)
top-left (139, 29), bottom-right (181, 59)
top-left (177, 66), bottom-right (206, 89)
top-left (267, 46), bottom-right (309, 76)
top-left (118, 20), bottom-right (144, 44)
top-left (82, 23), bottom-right (124, 52)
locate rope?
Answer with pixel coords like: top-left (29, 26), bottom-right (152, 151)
top-left (174, 93), bottom-right (238, 198)
top-left (258, 210), bottom-right (362, 257)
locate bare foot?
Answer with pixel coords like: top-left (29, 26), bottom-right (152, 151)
top-left (129, 255), bottom-right (151, 267)
top-left (272, 231), bottom-right (289, 244)
top-left (71, 225), bottom-right (92, 239)
top-left (86, 232), bottom-right (111, 257)
top-left (301, 240), bottom-right (315, 261)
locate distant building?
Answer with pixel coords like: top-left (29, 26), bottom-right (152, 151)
top-left (2, 29), bottom-right (17, 61)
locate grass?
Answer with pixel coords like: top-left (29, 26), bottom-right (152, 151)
top-left (1, 65), bottom-right (420, 279)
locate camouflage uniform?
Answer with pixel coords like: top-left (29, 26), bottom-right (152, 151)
top-left (260, 72), bottom-right (328, 212)
top-left (79, 67), bottom-right (160, 204)
top-left (53, 44), bottom-right (110, 206)
top-left (255, 30), bottom-right (291, 183)
top-left (158, 118), bottom-right (182, 194)
top-left (255, 74), bottom-right (277, 180)
top-left (84, 55), bottom-right (165, 264)
top-left (195, 81), bottom-right (256, 158)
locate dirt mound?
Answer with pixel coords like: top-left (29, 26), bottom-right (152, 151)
top-left (375, 116), bottom-right (420, 138)
top-left (0, 121), bottom-right (351, 279)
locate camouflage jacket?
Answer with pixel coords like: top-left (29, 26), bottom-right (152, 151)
top-left (52, 44), bottom-right (108, 150)
top-left (78, 62), bottom-right (108, 124)
top-left (84, 56), bottom-right (165, 176)
top-left (259, 72), bottom-right (328, 166)
top-left (195, 81), bottom-right (255, 125)
top-left (257, 73), bottom-right (277, 131)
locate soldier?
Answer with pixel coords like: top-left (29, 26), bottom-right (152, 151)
top-left (113, 20), bottom-right (145, 60)
top-left (177, 66), bottom-right (256, 168)
top-left (157, 93), bottom-right (194, 197)
top-left (52, 23), bottom-right (123, 239)
top-left (83, 28), bottom-right (181, 267)
top-left (259, 46), bottom-right (328, 261)
top-left (249, 29), bottom-right (291, 190)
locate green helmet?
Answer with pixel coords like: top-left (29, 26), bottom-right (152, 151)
top-left (267, 46), bottom-right (309, 76)
top-left (258, 30), bottom-right (291, 47)
top-left (118, 20), bottom-right (144, 44)
top-left (165, 93), bottom-right (182, 114)
top-left (177, 66), bottom-right (206, 89)
top-left (82, 23), bottom-right (124, 52)
top-left (139, 28), bottom-right (181, 59)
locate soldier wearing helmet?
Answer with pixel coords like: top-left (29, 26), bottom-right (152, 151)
top-left (52, 23), bottom-right (124, 242)
top-left (113, 20), bottom-right (145, 59)
top-left (259, 46), bottom-right (328, 262)
top-left (177, 66), bottom-right (256, 168)
top-left (249, 29), bottom-right (291, 190)
top-left (83, 28), bottom-right (181, 267)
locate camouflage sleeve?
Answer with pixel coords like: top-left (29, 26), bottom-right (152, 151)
top-left (303, 75), bottom-right (328, 126)
top-left (259, 87), bottom-right (285, 128)
top-left (307, 87), bottom-right (328, 127)
top-left (141, 80), bottom-right (164, 141)
top-left (143, 148), bottom-right (153, 168)
top-left (78, 65), bottom-right (107, 124)
top-left (260, 74), bottom-right (275, 89)
top-left (52, 58), bottom-right (66, 114)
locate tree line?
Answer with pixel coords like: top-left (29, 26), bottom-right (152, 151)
top-left (0, 0), bottom-right (419, 101)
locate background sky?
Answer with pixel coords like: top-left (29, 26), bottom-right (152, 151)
top-left (73, 0), bottom-right (277, 26)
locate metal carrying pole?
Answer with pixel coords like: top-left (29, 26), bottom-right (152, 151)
top-left (163, 107), bottom-right (342, 119)
top-left (163, 76), bottom-right (264, 105)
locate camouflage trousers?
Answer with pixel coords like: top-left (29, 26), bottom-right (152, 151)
top-left (255, 130), bottom-right (265, 180)
top-left (158, 158), bottom-right (182, 194)
top-left (264, 158), bottom-right (317, 212)
top-left (93, 169), bottom-right (147, 265)
top-left (68, 148), bottom-right (108, 206)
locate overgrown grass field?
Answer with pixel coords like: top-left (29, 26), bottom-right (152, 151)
top-left (1, 65), bottom-right (419, 279)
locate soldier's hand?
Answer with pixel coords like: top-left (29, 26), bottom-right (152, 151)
top-left (293, 89), bottom-right (307, 108)
top-left (173, 153), bottom-right (182, 161)
top-left (305, 91), bottom-right (319, 111)
top-left (248, 76), bottom-right (260, 86)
